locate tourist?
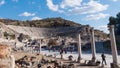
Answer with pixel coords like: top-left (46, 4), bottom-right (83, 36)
top-left (101, 53), bottom-right (107, 65)
top-left (60, 49), bottom-right (63, 54)
top-left (60, 49), bottom-right (63, 59)
top-left (64, 48), bottom-right (67, 54)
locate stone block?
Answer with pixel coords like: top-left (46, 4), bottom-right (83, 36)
top-left (79, 59), bottom-right (85, 64)
top-left (111, 63), bottom-right (120, 68)
top-left (0, 44), bottom-right (11, 59)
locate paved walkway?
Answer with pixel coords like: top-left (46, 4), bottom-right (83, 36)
top-left (45, 56), bottom-right (109, 68)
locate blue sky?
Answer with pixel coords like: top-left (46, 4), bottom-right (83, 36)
top-left (0, 0), bottom-right (120, 33)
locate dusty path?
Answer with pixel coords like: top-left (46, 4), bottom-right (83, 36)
top-left (43, 55), bottom-right (109, 68)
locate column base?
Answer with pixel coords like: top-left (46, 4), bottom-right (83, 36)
top-left (87, 57), bottom-right (101, 66)
top-left (101, 64), bottom-right (108, 68)
top-left (77, 58), bottom-right (85, 63)
top-left (111, 63), bottom-right (120, 68)
top-left (91, 57), bottom-right (96, 62)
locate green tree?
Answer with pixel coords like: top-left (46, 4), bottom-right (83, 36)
top-left (108, 16), bottom-right (116, 25)
top-left (108, 12), bottom-right (120, 35)
top-left (115, 12), bottom-right (120, 35)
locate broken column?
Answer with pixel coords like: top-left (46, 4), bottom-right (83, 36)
top-left (77, 33), bottom-right (82, 62)
top-left (15, 34), bottom-right (19, 48)
top-left (108, 25), bottom-right (119, 68)
top-left (90, 28), bottom-right (96, 62)
top-left (10, 55), bottom-right (15, 68)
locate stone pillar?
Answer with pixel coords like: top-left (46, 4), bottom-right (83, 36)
top-left (10, 55), bottom-right (15, 68)
top-left (31, 43), bottom-right (33, 53)
top-left (77, 34), bottom-right (82, 61)
top-left (90, 28), bottom-right (96, 61)
top-left (108, 25), bottom-right (119, 68)
top-left (15, 34), bottom-right (18, 48)
top-left (39, 39), bottom-right (42, 53)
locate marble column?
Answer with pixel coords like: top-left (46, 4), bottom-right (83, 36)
top-left (10, 55), bottom-right (15, 68)
top-left (78, 34), bottom-right (82, 60)
top-left (90, 28), bottom-right (96, 61)
top-left (15, 34), bottom-right (18, 48)
top-left (108, 25), bottom-right (119, 68)
top-left (39, 39), bottom-right (41, 53)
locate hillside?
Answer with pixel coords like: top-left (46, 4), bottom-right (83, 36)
top-left (0, 17), bottom-right (108, 39)
top-left (0, 17), bottom-right (81, 28)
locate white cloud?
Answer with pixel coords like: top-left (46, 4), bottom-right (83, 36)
top-left (112, 0), bottom-right (118, 2)
top-left (28, 1), bottom-right (36, 5)
top-left (0, 0), bottom-right (5, 6)
top-left (46, 0), bottom-right (59, 11)
top-left (46, 0), bottom-right (109, 15)
top-left (19, 12), bottom-right (35, 17)
top-left (68, 0), bottom-right (109, 14)
top-left (97, 25), bottom-right (109, 33)
top-left (85, 13), bottom-right (109, 21)
top-left (60, 0), bottom-right (82, 8)
top-left (12, 0), bottom-right (18, 2)
top-left (31, 2), bottom-right (35, 4)
top-left (32, 16), bottom-right (42, 20)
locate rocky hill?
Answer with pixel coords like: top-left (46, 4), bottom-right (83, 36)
top-left (0, 17), bottom-right (108, 40)
top-left (0, 17), bottom-right (81, 28)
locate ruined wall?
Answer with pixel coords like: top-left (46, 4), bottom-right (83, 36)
top-left (0, 44), bottom-right (14, 68)
top-left (0, 44), bottom-right (11, 58)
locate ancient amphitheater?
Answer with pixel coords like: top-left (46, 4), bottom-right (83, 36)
top-left (0, 21), bottom-right (98, 45)
top-left (4, 24), bottom-right (89, 39)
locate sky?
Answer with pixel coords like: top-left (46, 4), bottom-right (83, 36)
top-left (0, 0), bottom-right (120, 33)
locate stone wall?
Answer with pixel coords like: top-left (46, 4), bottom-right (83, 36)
top-left (0, 44), bottom-right (11, 59)
top-left (0, 44), bottom-right (14, 68)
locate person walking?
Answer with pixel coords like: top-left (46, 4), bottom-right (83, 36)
top-left (101, 53), bottom-right (107, 65)
top-left (60, 48), bottom-right (63, 59)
